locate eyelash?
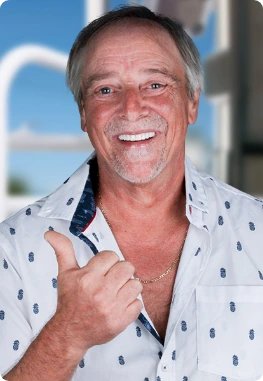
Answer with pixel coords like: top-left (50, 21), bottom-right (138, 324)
top-left (96, 82), bottom-right (166, 96)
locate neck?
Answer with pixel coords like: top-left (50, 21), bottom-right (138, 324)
top-left (95, 155), bottom-right (187, 234)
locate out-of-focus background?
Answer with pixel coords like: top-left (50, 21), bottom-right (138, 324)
top-left (0, 0), bottom-right (262, 221)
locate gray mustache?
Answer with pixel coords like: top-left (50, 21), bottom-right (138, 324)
top-left (104, 114), bottom-right (168, 137)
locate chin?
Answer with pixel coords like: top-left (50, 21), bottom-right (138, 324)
top-left (113, 159), bottom-right (166, 184)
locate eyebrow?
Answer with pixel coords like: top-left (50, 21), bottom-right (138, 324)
top-left (82, 71), bottom-right (119, 92)
top-left (82, 67), bottom-right (181, 92)
top-left (142, 68), bottom-right (181, 84)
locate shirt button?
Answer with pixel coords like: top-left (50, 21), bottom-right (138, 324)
top-left (161, 364), bottom-right (168, 372)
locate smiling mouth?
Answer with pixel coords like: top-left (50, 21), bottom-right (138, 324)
top-left (118, 132), bottom-right (156, 142)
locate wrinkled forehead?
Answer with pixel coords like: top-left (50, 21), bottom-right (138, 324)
top-left (82, 18), bottom-right (182, 64)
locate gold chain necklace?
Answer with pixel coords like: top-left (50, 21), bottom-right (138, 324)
top-left (97, 183), bottom-right (188, 284)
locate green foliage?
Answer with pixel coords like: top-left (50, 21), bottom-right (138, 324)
top-left (8, 176), bottom-right (31, 195)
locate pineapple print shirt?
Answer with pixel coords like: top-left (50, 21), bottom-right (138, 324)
top-left (1, 152), bottom-right (263, 381)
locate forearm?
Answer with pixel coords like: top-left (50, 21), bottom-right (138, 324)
top-left (3, 315), bottom-right (85, 381)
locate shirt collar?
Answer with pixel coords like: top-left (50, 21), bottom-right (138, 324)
top-left (184, 156), bottom-right (208, 214)
top-left (37, 151), bottom-right (97, 224)
top-left (38, 152), bottom-right (208, 230)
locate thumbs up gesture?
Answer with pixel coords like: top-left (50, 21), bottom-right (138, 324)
top-left (44, 231), bottom-right (143, 354)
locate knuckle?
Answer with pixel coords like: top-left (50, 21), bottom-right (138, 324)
top-left (106, 319), bottom-right (118, 336)
top-left (92, 289), bottom-right (104, 304)
top-left (100, 250), bottom-right (119, 260)
top-left (123, 261), bottom-right (135, 274)
top-left (130, 279), bottom-right (143, 293)
top-left (134, 299), bottom-right (143, 313)
top-left (137, 281), bottom-right (143, 293)
top-left (78, 272), bottom-right (91, 289)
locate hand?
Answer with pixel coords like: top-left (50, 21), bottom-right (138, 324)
top-left (44, 231), bottom-right (143, 354)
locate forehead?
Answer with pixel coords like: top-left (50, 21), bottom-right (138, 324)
top-left (81, 19), bottom-right (184, 76)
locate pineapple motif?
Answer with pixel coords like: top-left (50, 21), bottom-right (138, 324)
top-left (3, 259), bottom-right (8, 269)
top-left (33, 303), bottom-right (39, 314)
top-left (210, 328), bottom-right (215, 338)
top-left (225, 201), bottom-right (230, 209)
top-left (218, 216), bottom-right (224, 225)
top-left (67, 198), bottom-right (74, 206)
top-left (249, 329), bottom-right (255, 340)
top-left (18, 289), bottom-right (23, 300)
top-left (233, 355), bottom-right (238, 366)
top-left (181, 321), bottom-right (187, 332)
top-left (220, 268), bottom-right (226, 278)
top-left (237, 242), bottom-right (242, 251)
top-left (13, 340), bottom-right (19, 351)
top-left (28, 252), bottom-right (34, 262)
top-left (136, 326), bottom-right (141, 337)
top-left (230, 302), bottom-right (236, 312)
top-left (249, 222), bottom-right (255, 231)
top-left (52, 278), bottom-right (57, 288)
top-left (118, 356), bottom-right (125, 365)
top-left (26, 208), bottom-right (31, 215)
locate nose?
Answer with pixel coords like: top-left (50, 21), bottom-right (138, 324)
top-left (120, 87), bottom-right (149, 122)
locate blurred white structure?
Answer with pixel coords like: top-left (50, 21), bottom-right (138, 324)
top-left (0, 45), bottom-right (67, 220)
top-left (144, 0), bottom-right (214, 35)
top-left (0, 1), bottom-right (105, 221)
top-left (85, 0), bottom-right (107, 24)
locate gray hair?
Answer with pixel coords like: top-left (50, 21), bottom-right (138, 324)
top-left (66, 5), bottom-right (204, 108)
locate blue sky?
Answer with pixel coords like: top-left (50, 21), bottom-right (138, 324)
top-left (0, 0), bottom-right (216, 195)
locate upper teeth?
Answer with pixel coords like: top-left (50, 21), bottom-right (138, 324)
top-left (118, 132), bottom-right (156, 141)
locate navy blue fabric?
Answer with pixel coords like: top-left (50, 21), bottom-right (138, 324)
top-left (69, 157), bottom-right (163, 345)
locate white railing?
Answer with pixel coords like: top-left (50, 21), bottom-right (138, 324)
top-left (0, 0), bottom-right (107, 221)
top-left (0, 45), bottom-right (68, 221)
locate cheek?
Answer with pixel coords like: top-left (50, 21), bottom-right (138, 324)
top-left (150, 94), bottom-right (185, 123)
top-left (86, 100), bottom-right (116, 128)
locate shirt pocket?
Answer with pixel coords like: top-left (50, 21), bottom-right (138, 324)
top-left (196, 286), bottom-right (263, 380)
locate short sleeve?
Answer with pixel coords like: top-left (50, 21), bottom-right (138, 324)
top-left (0, 228), bottom-right (33, 376)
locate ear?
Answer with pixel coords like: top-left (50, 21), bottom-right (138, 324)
top-left (79, 99), bottom-right (88, 132)
top-left (187, 89), bottom-right (200, 125)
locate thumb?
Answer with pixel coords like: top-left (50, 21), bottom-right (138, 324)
top-left (44, 230), bottom-right (79, 273)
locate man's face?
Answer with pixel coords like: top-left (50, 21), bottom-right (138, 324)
top-left (80, 20), bottom-right (200, 183)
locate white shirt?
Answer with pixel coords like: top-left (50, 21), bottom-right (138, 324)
top-left (1, 152), bottom-right (263, 381)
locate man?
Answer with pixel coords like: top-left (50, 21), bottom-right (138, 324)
top-left (1, 5), bottom-right (263, 381)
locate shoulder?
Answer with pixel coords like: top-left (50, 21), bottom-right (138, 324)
top-left (198, 170), bottom-right (263, 228)
top-left (199, 170), bottom-right (262, 204)
top-left (0, 196), bottom-right (51, 253)
top-left (0, 196), bottom-right (48, 233)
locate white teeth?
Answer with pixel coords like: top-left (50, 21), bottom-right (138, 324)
top-left (118, 132), bottom-right (156, 141)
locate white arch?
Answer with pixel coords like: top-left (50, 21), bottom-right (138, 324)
top-left (0, 44), bottom-right (68, 221)
top-left (85, 0), bottom-right (107, 24)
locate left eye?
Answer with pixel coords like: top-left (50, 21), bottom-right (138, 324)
top-left (99, 87), bottom-right (112, 94)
